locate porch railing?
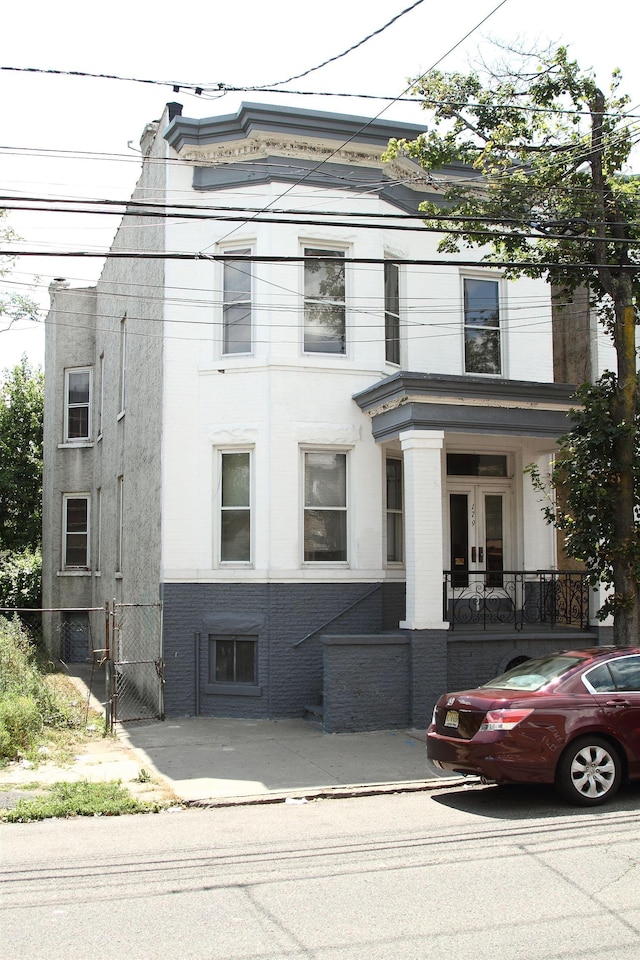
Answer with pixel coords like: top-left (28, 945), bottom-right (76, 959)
top-left (443, 570), bottom-right (590, 631)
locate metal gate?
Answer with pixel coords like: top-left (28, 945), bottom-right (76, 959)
top-left (108, 601), bottom-right (164, 726)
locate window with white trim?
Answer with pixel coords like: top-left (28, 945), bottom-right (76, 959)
top-left (63, 495), bottom-right (90, 569)
top-left (386, 458), bottom-right (403, 563)
top-left (303, 248), bottom-right (346, 353)
top-left (463, 277), bottom-right (501, 375)
top-left (384, 261), bottom-right (400, 364)
top-left (64, 368), bottom-right (92, 442)
top-left (304, 451), bottom-right (347, 562)
top-left (222, 248), bottom-right (252, 354)
top-left (220, 451), bottom-right (251, 562)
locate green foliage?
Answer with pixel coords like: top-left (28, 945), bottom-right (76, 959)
top-left (527, 373), bottom-right (640, 618)
top-left (0, 696), bottom-right (42, 756)
top-left (0, 617), bottom-right (84, 759)
top-left (382, 47), bottom-right (640, 302)
top-left (0, 209), bottom-right (40, 334)
top-left (385, 46), bottom-right (639, 639)
top-left (0, 547), bottom-right (41, 607)
top-left (0, 357), bottom-right (44, 554)
top-left (1, 780), bottom-right (163, 822)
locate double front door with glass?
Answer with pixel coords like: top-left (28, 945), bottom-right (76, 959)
top-left (449, 485), bottom-right (509, 588)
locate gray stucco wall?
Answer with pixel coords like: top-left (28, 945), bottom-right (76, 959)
top-left (322, 635), bottom-right (411, 733)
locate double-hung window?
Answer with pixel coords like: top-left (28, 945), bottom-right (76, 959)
top-left (386, 458), bottom-right (403, 563)
top-left (463, 278), bottom-right (501, 375)
top-left (64, 368), bottom-right (92, 442)
top-left (63, 495), bottom-right (90, 569)
top-left (303, 451), bottom-right (347, 562)
top-left (222, 249), bottom-right (252, 354)
top-left (220, 451), bottom-right (251, 562)
top-left (384, 261), bottom-right (400, 364)
top-left (303, 248), bottom-right (345, 353)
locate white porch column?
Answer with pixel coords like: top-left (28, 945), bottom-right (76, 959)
top-left (399, 429), bottom-right (449, 631)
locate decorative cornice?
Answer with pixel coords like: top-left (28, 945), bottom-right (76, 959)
top-left (354, 372), bottom-right (579, 441)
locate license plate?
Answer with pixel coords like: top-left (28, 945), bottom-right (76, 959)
top-left (444, 710), bottom-right (459, 729)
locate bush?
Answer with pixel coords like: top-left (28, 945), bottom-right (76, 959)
top-left (0, 696), bottom-right (42, 758)
top-left (0, 547), bottom-right (42, 608)
top-left (0, 616), bottom-right (83, 760)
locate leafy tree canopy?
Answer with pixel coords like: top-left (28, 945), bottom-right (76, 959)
top-left (0, 357), bottom-right (44, 554)
top-left (384, 46), bottom-right (639, 643)
top-left (0, 210), bottom-right (40, 335)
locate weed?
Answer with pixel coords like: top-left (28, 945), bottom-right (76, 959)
top-left (1, 780), bottom-right (166, 822)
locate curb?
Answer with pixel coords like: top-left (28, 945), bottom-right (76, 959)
top-left (186, 776), bottom-right (480, 809)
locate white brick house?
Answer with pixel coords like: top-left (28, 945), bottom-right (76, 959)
top-left (43, 102), bottom-right (601, 730)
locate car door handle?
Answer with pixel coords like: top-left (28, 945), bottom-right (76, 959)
top-left (605, 699), bottom-right (630, 707)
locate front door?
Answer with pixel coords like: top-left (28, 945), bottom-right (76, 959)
top-left (449, 485), bottom-right (509, 588)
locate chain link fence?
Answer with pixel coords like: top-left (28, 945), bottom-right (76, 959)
top-left (110, 602), bottom-right (164, 725)
top-left (1, 602), bottom-right (163, 727)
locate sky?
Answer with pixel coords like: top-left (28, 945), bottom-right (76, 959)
top-left (1, 0), bottom-right (638, 370)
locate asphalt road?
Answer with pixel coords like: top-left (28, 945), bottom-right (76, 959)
top-left (2, 781), bottom-right (640, 960)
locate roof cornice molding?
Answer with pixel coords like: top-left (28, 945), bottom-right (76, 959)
top-left (354, 372), bottom-right (579, 413)
top-left (164, 101), bottom-right (431, 153)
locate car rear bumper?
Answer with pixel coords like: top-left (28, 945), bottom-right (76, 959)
top-left (427, 730), bottom-right (555, 785)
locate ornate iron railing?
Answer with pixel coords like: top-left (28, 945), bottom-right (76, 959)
top-left (443, 570), bottom-right (590, 631)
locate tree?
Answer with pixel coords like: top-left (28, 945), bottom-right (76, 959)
top-left (0, 358), bottom-right (44, 553)
top-left (0, 210), bottom-right (39, 335)
top-left (384, 47), bottom-right (640, 644)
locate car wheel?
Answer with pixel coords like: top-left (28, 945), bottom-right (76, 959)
top-left (555, 737), bottom-right (622, 806)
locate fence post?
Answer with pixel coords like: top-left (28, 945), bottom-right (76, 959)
top-left (104, 600), bottom-right (114, 731)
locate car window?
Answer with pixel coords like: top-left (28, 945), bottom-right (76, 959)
top-left (583, 663), bottom-right (616, 693)
top-left (481, 655), bottom-right (584, 692)
top-left (608, 656), bottom-right (640, 692)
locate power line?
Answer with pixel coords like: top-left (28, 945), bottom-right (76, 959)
top-left (6, 249), bottom-right (637, 272)
top-left (254, 0), bottom-right (426, 88)
top-left (4, 195), bottom-right (640, 245)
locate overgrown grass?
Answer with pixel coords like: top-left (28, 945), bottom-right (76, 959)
top-left (2, 780), bottom-right (164, 822)
top-left (0, 615), bottom-right (106, 764)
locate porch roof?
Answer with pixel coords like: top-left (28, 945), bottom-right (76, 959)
top-left (353, 372), bottom-right (578, 442)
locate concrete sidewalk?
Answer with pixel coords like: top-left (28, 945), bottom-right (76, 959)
top-left (66, 662), bottom-right (467, 807)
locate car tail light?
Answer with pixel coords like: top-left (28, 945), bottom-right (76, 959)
top-left (479, 708), bottom-right (534, 731)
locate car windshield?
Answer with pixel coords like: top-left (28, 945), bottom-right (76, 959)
top-left (481, 655), bottom-right (585, 692)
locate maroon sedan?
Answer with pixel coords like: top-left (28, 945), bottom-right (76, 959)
top-left (427, 647), bottom-right (640, 806)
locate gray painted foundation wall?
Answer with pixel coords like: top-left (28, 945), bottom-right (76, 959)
top-left (161, 581), bottom-right (406, 719)
top-left (161, 582), bottom-right (601, 730)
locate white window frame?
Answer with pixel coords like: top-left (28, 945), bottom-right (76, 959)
top-left (97, 353), bottom-right (105, 439)
top-left (118, 317), bottom-right (127, 417)
top-left (302, 244), bottom-right (348, 356)
top-left (217, 448), bottom-right (253, 565)
top-left (302, 448), bottom-right (349, 565)
top-left (116, 475), bottom-right (124, 574)
top-left (462, 274), bottom-right (503, 376)
top-left (385, 456), bottom-right (404, 565)
top-left (96, 487), bottom-right (102, 574)
top-left (221, 246), bottom-right (253, 356)
top-left (64, 367), bottom-right (92, 443)
top-left (62, 494), bottom-right (90, 570)
top-left (384, 260), bottom-right (401, 365)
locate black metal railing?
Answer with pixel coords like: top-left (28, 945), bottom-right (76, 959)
top-left (443, 570), bottom-right (590, 631)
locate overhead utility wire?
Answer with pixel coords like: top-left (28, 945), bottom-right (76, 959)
top-left (204, 0), bottom-right (512, 251)
top-left (3, 68), bottom-right (638, 119)
top-left (5, 250), bottom-right (636, 271)
top-left (252, 0), bottom-right (425, 87)
top-left (3, 198), bottom-right (639, 246)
